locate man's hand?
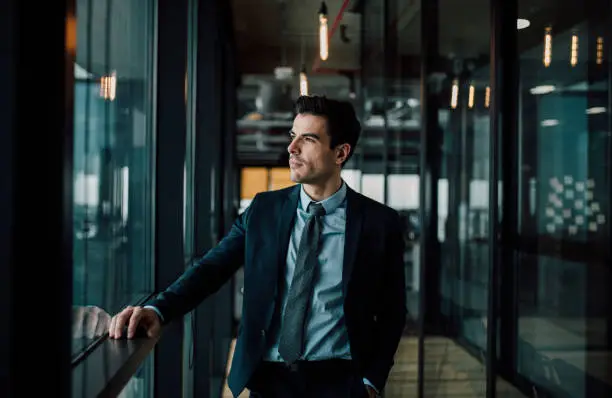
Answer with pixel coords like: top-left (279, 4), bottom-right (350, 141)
top-left (108, 306), bottom-right (161, 339)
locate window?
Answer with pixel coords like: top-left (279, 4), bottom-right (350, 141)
top-left (71, 0), bottom-right (156, 354)
top-left (514, 1), bottom-right (612, 394)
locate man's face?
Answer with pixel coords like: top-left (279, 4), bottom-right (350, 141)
top-left (287, 113), bottom-right (347, 184)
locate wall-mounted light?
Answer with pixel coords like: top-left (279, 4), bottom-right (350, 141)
top-left (100, 71), bottom-right (116, 101)
top-left (570, 34), bottom-right (578, 67)
top-left (299, 65), bottom-right (309, 96)
top-left (544, 27), bottom-right (552, 67)
top-left (319, 2), bottom-right (329, 61)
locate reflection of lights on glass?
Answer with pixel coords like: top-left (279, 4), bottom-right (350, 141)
top-left (544, 27), bottom-right (552, 67)
top-left (319, 2), bottom-right (328, 61)
top-left (597, 37), bottom-right (604, 65)
top-left (100, 71), bottom-right (117, 101)
top-left (570, 34), bottom-right (578, 67)
top-left (541, 119), bottom-right (559, 127)
top-left (517, 18), bottom-right (530, 30)
top-left (484, 86), bottom-right (490, 108)
top-left (299, 66), bottom-right (308, 96)
top-left (530, 85), bottom-right (555, 95)
top-left (468, 85), bottom-right (475, 109)
top-left (407, 98), bottom-right (420, 107)
top-left (586, 106), bottom-right (606, 114)
top-left (450, 79), bottom-right (459, 109)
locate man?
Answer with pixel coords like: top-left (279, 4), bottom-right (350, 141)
top-left (109, 96), bottom-right (407, 398)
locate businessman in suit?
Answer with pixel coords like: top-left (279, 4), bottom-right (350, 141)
top-left (109, 96), bottom-right (407, 398)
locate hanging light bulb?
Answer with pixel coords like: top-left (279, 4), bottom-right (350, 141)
top-left (450, 79), bottom-right (459, 109)
top-left (300, 65), bottom-right (309, 96)
top-left (570, 34), bottom-right (578, 67)
top-left (543, 27), bottom-right (552, 67)
top-left (468, 84), bottom-right (475, 109)
top-left (485, 86), bottom-right (490, 108)
top-left (597, 37), bottom-right (604, 65)
top-left (319, 2), bottom-right (329, 61)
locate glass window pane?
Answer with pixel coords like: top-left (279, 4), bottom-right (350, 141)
top-left (72, 0), bottom-right (156, 354)
top-left (515, 1), bottom-right (612, 395)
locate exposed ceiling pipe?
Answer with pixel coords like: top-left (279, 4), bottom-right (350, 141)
top-left (312, 0), bottom-right (351, 72)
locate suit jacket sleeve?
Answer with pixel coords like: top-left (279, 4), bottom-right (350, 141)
top-left (145, 196), bottom-right (256, 323)
top-left (365, 211), bottom-right (407, 390)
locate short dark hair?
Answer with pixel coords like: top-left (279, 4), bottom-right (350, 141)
top-left (295, 95), bottom-right (361, 165)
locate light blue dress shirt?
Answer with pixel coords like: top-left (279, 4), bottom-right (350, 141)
top-left (264, 182), bottom-right (350, 362)
top-left (264, 182), bottom-right (377, 392)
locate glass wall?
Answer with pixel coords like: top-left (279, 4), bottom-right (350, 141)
top-left (71, 0), bottom-right (156, 354)
top-left (512, 0), bottom-right (612, 395)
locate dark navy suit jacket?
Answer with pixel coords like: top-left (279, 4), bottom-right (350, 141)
top-left (146, 184), bottom-right (407, 397)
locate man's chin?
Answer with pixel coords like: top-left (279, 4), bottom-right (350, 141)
top-left (289, 171), bottom-right (300, 183)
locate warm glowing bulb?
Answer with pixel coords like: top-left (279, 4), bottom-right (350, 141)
top-left (597, 37), bottom-right (604, 65)
top-left (450, 79), bottom-right (459, 109)
top-left (468, 85), bottom-right (475, 109)
top-left (485, 86), bottom-right (490, 108)
top-left (544, 27), bottom-right (552, 67)
top-left (300, 71), bottom-right (309, 96)
top-left (100, 71), bottom-right (117, 101)
top-left (319, 14), bottom-right (328, 61)
top-left (570, 34), bottom-right (578, 67)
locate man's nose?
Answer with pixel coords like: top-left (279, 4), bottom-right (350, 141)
top-left (288, 139), bottom-right (299, 154)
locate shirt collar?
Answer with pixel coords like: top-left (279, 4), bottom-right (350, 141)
top-left (299, 181), bottom-right (347, 214)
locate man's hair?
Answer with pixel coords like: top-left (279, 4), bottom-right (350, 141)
top-left (295, 95), bottom-right (361, 165)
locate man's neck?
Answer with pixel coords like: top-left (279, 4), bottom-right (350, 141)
top-left (302, 175), bottom-right (343, 202)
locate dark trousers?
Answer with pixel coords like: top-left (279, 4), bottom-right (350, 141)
top-left (247, 360), bottom-right (370, 398)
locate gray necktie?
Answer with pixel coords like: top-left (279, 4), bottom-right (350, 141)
top-left (278, 202), bottom-right (326, 364)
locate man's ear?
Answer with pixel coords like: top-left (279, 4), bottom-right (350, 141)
top-left (336, 143), bottom-right (351, 165)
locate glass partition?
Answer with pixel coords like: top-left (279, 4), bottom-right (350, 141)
top-left (71, 0), bottom-right (156, 355)
top-left (512, 1), bottom-right (612, 395)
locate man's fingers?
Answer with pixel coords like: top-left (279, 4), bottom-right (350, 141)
top-left (127, 307), bottom-right (143, 339)
top-left (108, 315), bottom-right (116, 338)
top-left (112, 306), bottom-right (134, 339)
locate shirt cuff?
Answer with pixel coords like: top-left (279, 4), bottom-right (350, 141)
top-left (363, 378), bottom-right (379, 394)
top-left (143, 305), bottom-right (164, 323)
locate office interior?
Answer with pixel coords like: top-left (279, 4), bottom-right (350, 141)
top-left (1, 0), bottom-right (611, 397)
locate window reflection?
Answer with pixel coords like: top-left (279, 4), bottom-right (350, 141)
top-left (515, 0), bottom-right (612, 395)
top-left (72, 0), bottom-right (156, 355)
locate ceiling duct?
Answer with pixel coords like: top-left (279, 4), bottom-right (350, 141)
top-left (255, 80), bottom-right (294, 119)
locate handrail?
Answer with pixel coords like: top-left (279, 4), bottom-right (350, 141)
top-left (71, 294), bottom-right (156, 367)
top-left (72, 332), bottom-right (161, 398)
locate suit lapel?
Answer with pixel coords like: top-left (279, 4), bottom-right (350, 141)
top-left (342, 187), bottom-right (363, 297)
top-left (277, 185), bottom-right (300, 273)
